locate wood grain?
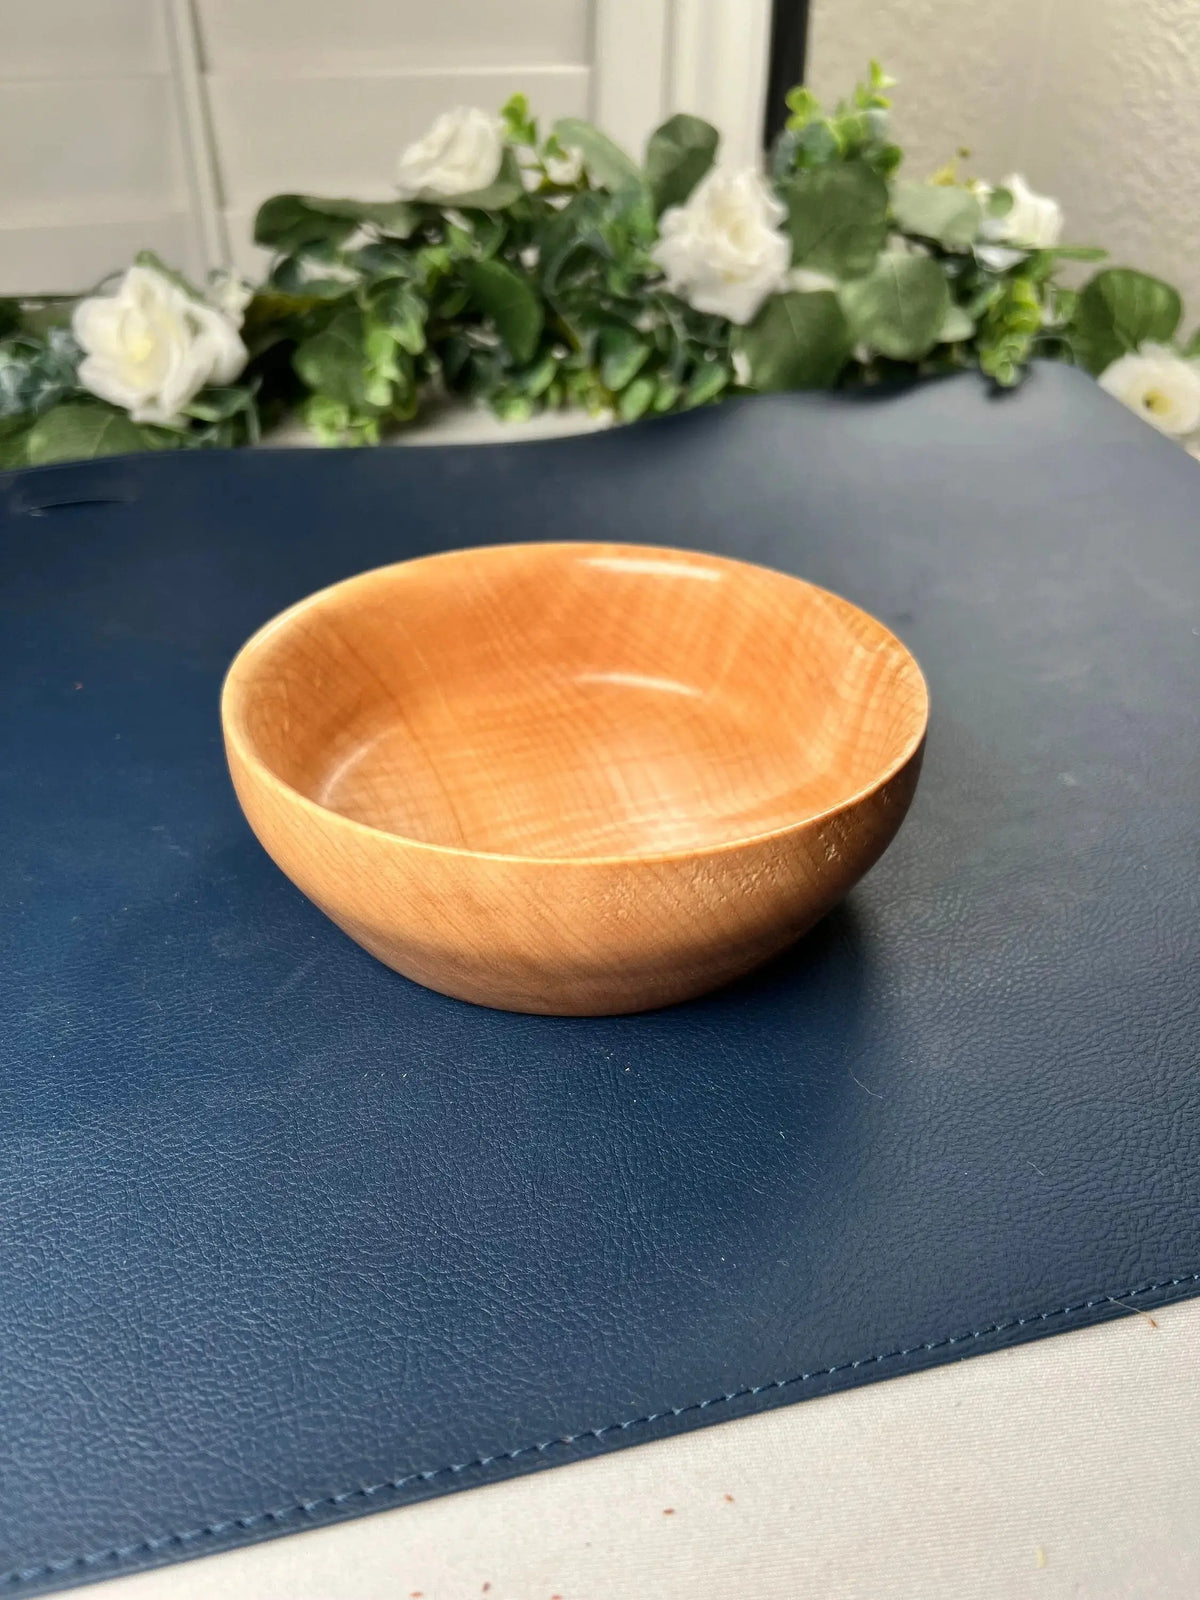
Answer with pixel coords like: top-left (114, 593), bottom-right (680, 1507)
top-left (221, 542), bottom-right (928, 1014)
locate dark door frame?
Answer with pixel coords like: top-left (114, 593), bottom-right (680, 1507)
top-left (763, 0), bottom-right (811, 146)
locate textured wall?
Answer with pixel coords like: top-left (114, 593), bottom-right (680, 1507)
top-left (808, 0), bottom-right (1200, 328)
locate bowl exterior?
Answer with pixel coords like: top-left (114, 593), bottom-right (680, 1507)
top-left (224, 737), bottom-right (924, 1015)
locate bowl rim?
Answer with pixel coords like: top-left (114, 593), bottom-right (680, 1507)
top-left (221, 540), bottom-right (930, 868)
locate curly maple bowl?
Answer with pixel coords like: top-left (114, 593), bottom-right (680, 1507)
top-left (221, 542), bottom-right (927, 1015)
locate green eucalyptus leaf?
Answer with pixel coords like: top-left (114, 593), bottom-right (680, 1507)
top-left (652, 374), bottom-right (681, 411)
top-left (501, 92), bottom-right (537, 147)
top-left (839, 254), bottom-right (950, 360)
top-left (683, 361), bottom-right (729, 407)
top-left (239, 290), bottom-right (335, 364)
top-left (293, 308), bottom-right (370, 409)
top-left (24, 401), bottom-right (151, 465)
top-left (835, 110), bottom-right (871, 150)
top-left (1048, 286), bottom-right (1078, 328)
top-left (782, 160), bottom-right (889, 278)
top-left (987, 187), bottom-right (1013, 218)
top-left (440, 333), bottom-right (473, 384)
top-left (363, 325), bottom-right (404, 407)
top-left (964, 281), bottom-right (1001, 320)
top-left (463, 260), bottom-right (543, 364)
top-left (644, 113), bottom-right (719, 216)
top-left (552, 117), bottom-right (643, 193)
top-left (1072, 267), bottom-right (1183, 374)
top-left (274, 277), bottom-right (356, 301)
top-left (436, 283), bottom-right (471, 320)
top-left (303, 394), bottom-right (352, 444)
top-left (538, 197), bottom-right (603, 294)
top-left (353, 239), bottom-right (416, 278)
top-left (183, 386), bottom-right (254, 423)
top-left (785, 86), bottom-right (822, 129)
top-left (0, 327), bottom-right (82, 418)
top-left (977, 275), bottom-right (1042, 386)
top-left (416, 245), bottom-right (453, 286)
top-left (0, 356), bottom-right (29, 421)
top-left (357, 201), bottom-right (419, 235)
top-left (1181, 328), bottom-right (1200, 359)
top-left (1022, 251), bottom-right (1060, 287)
top-left (129, 423), bottom-right (186, 452)
top-left (255, 196), bottom-right (359, 252)
top-left (737, 291), bottom-right (851, 390)
top-left (618, 375), bottom-right (656, 421)
top-left (519, 351), bottom-right (558, 398)
top-left (268, 254), bottom-right (358, 299)
top-left (315, 198), bottom-right (418, 233)
top-left (599, 324), bottom-right (651, 390)
top-left (0, 416), bottom-right (32, 470)
top-left (371, 280), bottom-right (427, 354)
top-left (769, 127), bottom-right (802, 182)
top-left (491, 392), bottom-right (536, 423)
top-left (256, 196), bottom-right (418, 254)
top-left (797, 121), bottom-right (839, 164)
top-left (456, 211), bottom-right (507, 260)
top-left (937, 303), bottom-right (975, 342)
top-left (890, 181), bottom-right (981, 249)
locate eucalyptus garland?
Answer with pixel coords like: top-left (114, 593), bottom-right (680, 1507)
top-left (1, 64), bottom-right (1196, 470)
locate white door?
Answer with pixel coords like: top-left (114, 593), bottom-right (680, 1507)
top-left (0, 0), bottom-right (772, 294)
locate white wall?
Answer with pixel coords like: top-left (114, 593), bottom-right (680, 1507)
top-left (0, 0), bottom-right (772, 294)
top-left (808, 0), bottom-right (1200, 325)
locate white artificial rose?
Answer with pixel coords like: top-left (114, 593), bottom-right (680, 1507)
top-left (519, 147), bottom-right (583, 190)
top-left (974, 241), bottom-right (1026, 272)
top-left (969, 181), bottom-right (1016, 269)
top-left (1098, 343), bottom-right (1200, 437)
top-left (977, 174), bottom-right (1063, 269)
top-left (72, 265), bottom-right (247, 426)
top-left (543, 148), bottom-right (583, 187)
top-left (999, 174), bottom-right (1063, 247)
top-left (395, 107), bottom-right (504, 200)
top-left (652, 168), bottom-right (790, 325)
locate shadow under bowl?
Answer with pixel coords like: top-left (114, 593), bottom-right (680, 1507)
top-left (221, 542), bottom-right (928, 1015)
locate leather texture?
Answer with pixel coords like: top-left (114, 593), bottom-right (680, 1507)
top-left (2, 364), bottom-right (1198, 1593)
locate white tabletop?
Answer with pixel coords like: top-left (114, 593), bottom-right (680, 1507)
top-left (264, 400), bottom-right (614, 451)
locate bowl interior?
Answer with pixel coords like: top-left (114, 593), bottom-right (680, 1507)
top-left (226, 543), bottom-right (927, 859)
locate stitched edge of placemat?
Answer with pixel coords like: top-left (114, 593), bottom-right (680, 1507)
top-left (7, 1267), bottom-right (1200, 1592)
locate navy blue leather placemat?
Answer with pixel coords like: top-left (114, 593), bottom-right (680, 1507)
top-left (2, 365), bottom-right (1199, 1592)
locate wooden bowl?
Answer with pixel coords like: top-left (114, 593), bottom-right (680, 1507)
top-left (222, 543), bottom-right (928, 1015)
